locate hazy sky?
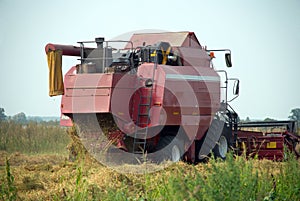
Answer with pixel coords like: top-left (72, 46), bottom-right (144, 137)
top-left (0, 0), bottom-right (299, 120)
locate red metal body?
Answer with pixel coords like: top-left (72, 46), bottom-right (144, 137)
top-left (60, 62), bottom-right (219, 152)
top-left (56, 32), bottom-right (219, 162)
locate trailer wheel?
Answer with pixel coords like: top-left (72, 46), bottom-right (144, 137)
top-left (156, 136), bottom-right (183, 162)
top-left (213, 135), bottom-right (228, 159)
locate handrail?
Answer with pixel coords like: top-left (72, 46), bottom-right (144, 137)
top-left (216, 70), bottom-right (228, 107)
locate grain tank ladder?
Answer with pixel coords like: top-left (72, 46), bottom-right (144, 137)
top-left (132, 58), bottom-right (156, 155)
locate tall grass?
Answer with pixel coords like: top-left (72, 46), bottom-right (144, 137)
top-left (141, 153), bottom-right (299, 201)
top-left (275, 151), bottom-right (300, 200)
top-left (49, 151), bottom-right (299, 201)
top-left (0, 121), bottom-right (70, 154)
top-left (1, 150), bottom-right (299, 200)
top-left (0, 120), bottom-right (299, 200)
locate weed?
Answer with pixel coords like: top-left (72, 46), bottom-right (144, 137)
top-left (275, 150), bottom-right (300, 200)
top-left (0, 158), bottom-right (18, 201)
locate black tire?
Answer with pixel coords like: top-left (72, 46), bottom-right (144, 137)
top-left (156, 136), bottom-right (184, 162)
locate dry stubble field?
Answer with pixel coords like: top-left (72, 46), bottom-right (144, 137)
top-left (1, 121), bottom-right (300, 201)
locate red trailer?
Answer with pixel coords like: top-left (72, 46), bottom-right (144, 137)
top-left (45, 31), bottom-right (299, 164)
top-left (237, 121), bottom-right (300, 160)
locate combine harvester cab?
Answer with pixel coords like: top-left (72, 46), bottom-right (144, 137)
top-left (45, 31), bottom-right (299, 165)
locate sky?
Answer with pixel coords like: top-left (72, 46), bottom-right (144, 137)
top-left (0, 0), bottom-right (299, 120)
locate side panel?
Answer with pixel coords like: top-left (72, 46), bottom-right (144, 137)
top-left (61, 67), bottom-right (113, 114)
top-left (162, 65), bottom-right (221, 141)
top-left (61, 67), bottom-right (137, 115)
top-left (110, 73), bottom-right (138, 123)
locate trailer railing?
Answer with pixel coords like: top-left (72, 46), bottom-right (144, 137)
top-left (238, 120), bottom-right (298, 134)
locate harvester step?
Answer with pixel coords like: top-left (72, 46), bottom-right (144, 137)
top-left (134, 137), bottom-right (147, 141)
top-left (135, 141), bottom-right (146, 144)
top-left (138, 77), bottom-right (150, 80)
top-left (134, 151), bottom-right (145, 154)
top-left (136, 130), bottom-right (147, 134)
top-left (135, 132), bottom-right (147, 136)
top-left (135, 130), bottom-right (147, 133)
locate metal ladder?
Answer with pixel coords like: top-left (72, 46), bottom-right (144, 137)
top-left (132, 85), bottom-right (153, 154)
top-left (132, 46), bottom-right (158, 154)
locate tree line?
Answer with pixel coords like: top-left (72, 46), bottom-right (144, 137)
top-left (0, 108), bottom-right (59, 125)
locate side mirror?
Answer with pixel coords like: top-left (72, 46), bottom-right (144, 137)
top-left (233, 80), bottom-right (239, 95)
top-left (145, 79), bottom-right (153, 88)
top-left (225, 53), bottom-right (232, 67)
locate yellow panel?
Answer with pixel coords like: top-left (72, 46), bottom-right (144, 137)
top-left (47, 50), bottom-right (64, 96)
top-left (267, 142), bottom-right (277, 149)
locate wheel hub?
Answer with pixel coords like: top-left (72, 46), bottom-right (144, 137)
top-left (218, 135), bottom-right (228, 158)
top-left (171, 145), bottom-right (181, 162)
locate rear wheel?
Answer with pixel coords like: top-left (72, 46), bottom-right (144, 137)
top-left (213, 135), bottom-right (228, 159)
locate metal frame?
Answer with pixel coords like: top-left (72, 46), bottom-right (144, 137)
top-left (77, 40), bottom-right (134, 72)
top-left (238, 120), bottom-right (298, 133)
top-left (206, 49), bottom-right (231, 54)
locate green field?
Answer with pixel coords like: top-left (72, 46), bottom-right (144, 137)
top-left (1, 121), bottom-right (300, 201)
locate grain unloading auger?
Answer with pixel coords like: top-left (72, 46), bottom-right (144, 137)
top-left (45, 31), bottom-right (300, 164)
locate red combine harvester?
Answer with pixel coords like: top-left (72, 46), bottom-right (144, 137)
top-left (45, 31), bottom-right (300, 163)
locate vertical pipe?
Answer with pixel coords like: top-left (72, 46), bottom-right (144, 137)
top-left (79, 42), bottom-right (84, 65)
